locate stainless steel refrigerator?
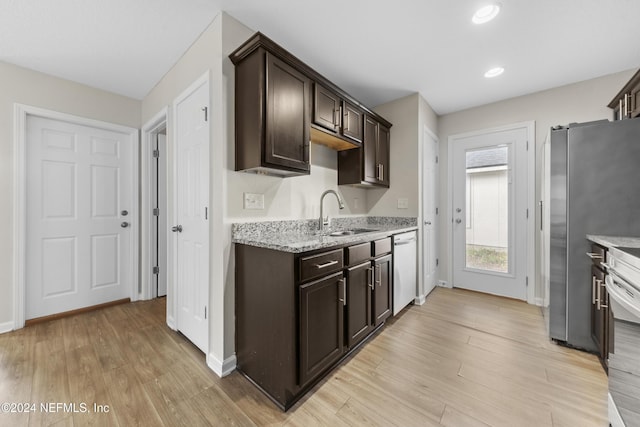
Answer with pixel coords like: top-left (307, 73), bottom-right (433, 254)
top-left (548, 118), bottom-right (640, 351)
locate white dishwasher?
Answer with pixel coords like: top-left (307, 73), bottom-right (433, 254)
top-left (393, 231), bottom-right (417, 315)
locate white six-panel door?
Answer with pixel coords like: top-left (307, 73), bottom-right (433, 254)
top-left (173, 77), bottom-right (210, 353)
top-left (26, 115), bottom-right (134, 319)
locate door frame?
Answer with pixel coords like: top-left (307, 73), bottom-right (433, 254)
top-left (446, 121), bottom-right (535, 304)
top-left (13, 103), bottom-right (140, 328)
top-left (141, 108), bottom-right (168, 305)
top-left (417, 124), bottom-right (439, 305)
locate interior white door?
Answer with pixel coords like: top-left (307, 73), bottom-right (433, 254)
top-left (451, 126), bottom-right (528, 300)
top-left (174, 78), bottom-right (209, 353)
top-left (422, 128), bottom-right (438, 296)
top-left (26, 115), bottom-right (134, 319)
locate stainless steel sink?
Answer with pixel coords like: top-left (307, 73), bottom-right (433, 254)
top-left (328, 228), bottom-right (379, 237)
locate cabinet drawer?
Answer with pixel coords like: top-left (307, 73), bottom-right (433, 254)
top-left (299, 249), bottom-right (344, 282)
top-left (346, 242), bottom-right (371, 266)
top-left (373, 237), bottom-right (392, 257)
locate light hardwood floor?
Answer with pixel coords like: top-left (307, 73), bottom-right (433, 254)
top-left (0, 287), bottom-right (608, 426)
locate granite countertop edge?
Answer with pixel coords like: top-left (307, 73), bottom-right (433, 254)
top-left (587, 234), bottom-right (640, 249)
top-left (233, 225), bottom-right (419, 253)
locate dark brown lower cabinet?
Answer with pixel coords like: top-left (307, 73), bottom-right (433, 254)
top-left (235, 236), bottom-right (396, 411)
top-left (299, 272), bottom-right (345, 385)
top-left (373, 254), bottom-right (393, 326)
top-left (346, 261), bottom-right (374, 348)
top-left (589, 243), bottom-right (610, 371)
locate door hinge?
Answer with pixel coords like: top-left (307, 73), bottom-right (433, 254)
top-left (202, 106), bottom-right (208, 122)
top-left (436, 207), bottom-right (439, 215)
top-left (205, 207), bottom-right (208, 220)
top-left (526, 140), bottom-right (529, 150)
top-left (153, 266), bottom-right (159, 275)
top-left (435, 156), bottom-right (439, 164)
top-left (526, 208), bottom-right (529, 219)
top-left (526, 276), bottom-right (529, 287)
top-left (204, 306), bottom-right (207, 319)
top-left (153, 208), bottom-right (159, 216)
top-left (436, 258), bottom-right (439, 267)
top-left (153, 149), bottom-right (159, 158)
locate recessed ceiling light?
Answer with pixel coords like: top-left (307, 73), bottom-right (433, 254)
top-left (484, 67), bottom-right (505, 78)
top-left (472, 4), bottom-right (501, 24)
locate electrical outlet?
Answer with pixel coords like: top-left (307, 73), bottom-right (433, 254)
top-left (397, 198), bottom-right (409, 209)
top-left (438, 280), bottom-right (449, 288)
top-left (243, 193), bottom-right (264, 210)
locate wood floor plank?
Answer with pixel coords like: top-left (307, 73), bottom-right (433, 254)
top-left (0, 288), bottom-right (608, 427)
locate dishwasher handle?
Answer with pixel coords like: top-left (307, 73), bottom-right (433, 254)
top-left (394, 240), bottom-right (414, 246)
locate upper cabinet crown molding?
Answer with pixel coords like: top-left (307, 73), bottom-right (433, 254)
top-left (229, 32), bottom-right (392, 177)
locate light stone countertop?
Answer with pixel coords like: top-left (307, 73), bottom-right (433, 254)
top-left (232, 216), bottom-right (418, 253)
top-left (586, 234), bottom-right (640, 249)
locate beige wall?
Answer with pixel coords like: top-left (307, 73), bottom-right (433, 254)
top-left (0, 61), bottom-right (140, 328)
top-left (438, 69), bottom-right (636, 300)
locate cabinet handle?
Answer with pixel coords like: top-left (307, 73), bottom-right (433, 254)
top-left (315, 260), bottom-right (338, 269)
top-left (368, 267), bottom-right (374, 290)
top-left (625, 94), bottom-right (630, 118)
top-left (596, 278), bottom-right (603, 310)
top-left (592, 275), bottom-right (597, 305)
top-left (339, 278), bottom-right (346, 306)
top-left (599, 281), bottom-right (608, 309)
top-left (339, 106), bottom-right (343, 129)
top-left (376, 264), bottom-right (381, 287)
top-left (586, 252), bottom-right (603, 260)
top-left (619, 99), bottom-right (624, 120)
top-left (334, 109), bottom-right (340, 128)
top-left (344, 110), bottom-right (350, 132)
top-left (380, 164), bottom-right (384, 181)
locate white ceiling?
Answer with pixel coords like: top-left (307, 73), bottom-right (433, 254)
top-left (2, 0), bottom-right (639, 115)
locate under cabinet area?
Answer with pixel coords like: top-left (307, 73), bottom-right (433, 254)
top-left (235, 236), bottom-right (394, 410)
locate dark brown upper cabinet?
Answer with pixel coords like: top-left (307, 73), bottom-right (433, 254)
top-left (338, 114), bottom-right (390, 188)
top-left (312, 83), bottom-right (363, 146)
top-left (230, 32), bottom-right (391, 176)
top-left (231, 43), bottom-right (311, 176)
top-left (609, 68), bottom-right (640, 121)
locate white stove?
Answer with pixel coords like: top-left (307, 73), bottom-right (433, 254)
top-left (605, 247), bottom-right (640, 427)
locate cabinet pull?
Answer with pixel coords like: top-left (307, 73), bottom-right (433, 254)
top-left (344, 110), bottom-right (350, 132)
top-left (334, 109), bottom-right (340, 128)
top-left (315, 260), bottom-right (338, 269)
top-left (592, 275), bottom-right (597, 305)
top-left (599, 281), bottom-right (608, 309)
top-left (376, 264), bottom-right (381, 287)
top-left (586, 252), bottom-right (603, 260)
top-left (596, 278), bottom-right (603, 310)
top-left (619, 99), bottom-right (624, 120)
top-left (380, 164), bottom-right (384, 181)
top-left (339, 278), bottom-right (346, 306)
top-left (368, 267), bottom-right (374, 290)
top-left (625, 94), bottom-right (630, 118)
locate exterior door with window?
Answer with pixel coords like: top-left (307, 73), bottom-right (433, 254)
top-left (451, 126), bottom-right (528, 300)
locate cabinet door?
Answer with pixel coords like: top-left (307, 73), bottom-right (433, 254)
top-left (265, 53), bottom-right (310, 172)
top-left (313, 83), bottom-right (340, 133)
top-left (590, 266), bottom-right (605, 359)
top-left (363, 115), bottom-right (379, 184)
top-left (631, 83), bottom-right (640, 118)
top-left (372, 255), bottom-right (392, 327)
top-left (346, 261), bottom-right (373, 348)
top-left (342, 101), bottom-right (363, 143)
top-left (377, 124), bottom-right (390, 187)
top-left (299, 272), bottom-right (345, 385)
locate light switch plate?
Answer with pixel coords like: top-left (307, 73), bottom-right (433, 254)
top-left (244, 193), bottom-right (264, 210)
top-left (397, 198), bottom-right (409, 209)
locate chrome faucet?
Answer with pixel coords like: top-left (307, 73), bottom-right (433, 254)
top-left (319, 189), bottom-right (345, 231)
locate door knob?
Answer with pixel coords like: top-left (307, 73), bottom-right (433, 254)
top-left (172, 225), bottom-right (183, 233)
top-left (455, 218), bottom-right (462, 224)
top-left (121, 222), bottom-right (129, 228)
top-left (456, 208), bottom-right (462, 213)
top-left (121, 210), bottom-right (128, 216)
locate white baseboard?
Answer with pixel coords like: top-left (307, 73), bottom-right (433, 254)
top-left (414, 294), bottom-right (426, 305)
top-left (0, 321), bottom-right (15, 334)
top-left (207, 353), bottom-right (237, 378)
top-left (166, 316), bottom-right (176, 330)
top-left (533, 297), bottom-right (544, 307)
